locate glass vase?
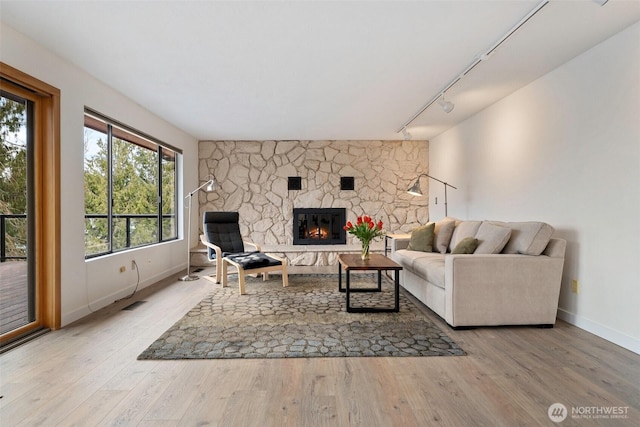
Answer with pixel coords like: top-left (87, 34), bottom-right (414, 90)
top-left (361, 241), bottom-right (370, 260)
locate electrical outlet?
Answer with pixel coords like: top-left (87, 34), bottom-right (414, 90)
top-left (119, 266), bottom-right (126, 273)
top-left (571, 279), bottom-right (579, 293)
top-left (131, 260), bottom-right (136, 270)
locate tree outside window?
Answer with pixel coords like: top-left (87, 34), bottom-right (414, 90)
top-left (83, 111), bottom-right (179, 258)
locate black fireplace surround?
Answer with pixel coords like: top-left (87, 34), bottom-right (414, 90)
top-left (293, 208), bottom-right (346, 245)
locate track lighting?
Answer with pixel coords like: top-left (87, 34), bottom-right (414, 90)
top-left (396, 0), bottom-right (550, 135)
top-left (438, 96), bottom-right (455, 114)
top-left (402, 127), bottom-right (412, 140)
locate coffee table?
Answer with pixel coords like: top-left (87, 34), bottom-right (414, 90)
top-left (337, 253), bottom-right (403, 313)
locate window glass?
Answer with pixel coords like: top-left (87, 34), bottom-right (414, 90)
top-left (161, 147), bottom-right (177, 240)
top-left (83, 112), bottom-right (179, 257)
top-left (84, 122), bottom-right (109, 256)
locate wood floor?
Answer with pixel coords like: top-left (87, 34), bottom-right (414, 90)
top-left (1, 267), bottom-right (638, 426)
top-left (0, 261), bottom-right (29, 335)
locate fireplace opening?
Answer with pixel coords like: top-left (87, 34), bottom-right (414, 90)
top-left (293, 208), bottom-right (346, 245)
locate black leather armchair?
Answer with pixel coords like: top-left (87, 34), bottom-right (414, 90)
top-left (199, 211), bottom-right (260, 283)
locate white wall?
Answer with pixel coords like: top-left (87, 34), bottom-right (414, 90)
top-left (1, 24), bottom-right (199, 326)
top-left (429, 22), bottom-right (640, 354)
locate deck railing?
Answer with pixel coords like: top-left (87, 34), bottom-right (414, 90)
top-left (1, 213), bottom-right (176, 261)
top-left (0, 214), bottom-right (26, 262)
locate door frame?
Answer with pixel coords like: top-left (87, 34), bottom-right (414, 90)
top-left (1, 62), bottom-right (61, 343)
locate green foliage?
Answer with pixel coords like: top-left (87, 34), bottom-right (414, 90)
top-left (1, 96), bottom-right (27, 213)
top-left (0, 95), bottom-right (27, 257)
top-left (83, 128), bottom-right (178, 256)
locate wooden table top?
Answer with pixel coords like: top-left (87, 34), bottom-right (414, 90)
top-left (337, 253), bottom-right (402, 271)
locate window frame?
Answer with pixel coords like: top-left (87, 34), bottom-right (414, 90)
top-left (83, 108), bottom-right (181, 259)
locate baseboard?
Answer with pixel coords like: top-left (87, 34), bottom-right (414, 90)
top-left (557, 308), bottom-right (639, 355)
top-left (62, 264), bottom-right (185, 326)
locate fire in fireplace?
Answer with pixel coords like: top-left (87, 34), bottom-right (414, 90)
top-left (293, 208), bottom-right (346, 245)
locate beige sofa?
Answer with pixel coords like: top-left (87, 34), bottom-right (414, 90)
top-left (391, 219), bottom-right (566, 328)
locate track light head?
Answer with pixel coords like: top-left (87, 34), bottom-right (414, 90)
top-left (438, 96), bottom-right (455, 114)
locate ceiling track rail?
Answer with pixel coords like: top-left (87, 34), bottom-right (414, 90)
top-left (396, 0), bottom-right (550, 134)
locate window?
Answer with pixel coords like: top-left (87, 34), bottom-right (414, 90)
top-left (83, 110), bottom-right (179, 258)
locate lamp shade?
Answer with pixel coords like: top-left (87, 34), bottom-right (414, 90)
top-left (407, 179), bottom-right (423, 196)
top-left (205, 177), bottom-right (218, 192)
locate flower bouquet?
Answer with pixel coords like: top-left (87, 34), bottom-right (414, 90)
top-left (344, 215), bottom-right (385, 260)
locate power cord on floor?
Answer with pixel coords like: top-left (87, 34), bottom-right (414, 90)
top-left (117, 259), bottom-right (140, 301)
top-left (86, 260), bottom-right (141, 312)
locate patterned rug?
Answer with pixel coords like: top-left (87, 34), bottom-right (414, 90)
top-left (138, 274), bottom-right (465, 359)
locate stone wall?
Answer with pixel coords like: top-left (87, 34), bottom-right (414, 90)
top-left (198, 140), bottom-right (429, 265)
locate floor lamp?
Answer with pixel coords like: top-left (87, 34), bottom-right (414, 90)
top-left (179, 176), bottom-right (217, 281)
top-left (407, 173), bottom-right (457, 217)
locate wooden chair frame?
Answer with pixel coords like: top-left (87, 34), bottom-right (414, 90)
top-left (221, 253), bottom-right (288, 295)
top-left (199, 234), bottom-right (261, 284)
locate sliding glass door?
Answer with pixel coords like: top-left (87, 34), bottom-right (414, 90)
top-left (0, 88), bottom-right (35, 335)
top-left (1, 63), bottom-right (60, 347)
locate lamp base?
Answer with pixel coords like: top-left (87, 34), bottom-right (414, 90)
top-left (179, 274), bottom-right (200, 282)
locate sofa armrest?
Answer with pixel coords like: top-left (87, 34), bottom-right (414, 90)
top-left (444, 254), bottom-right (565, 327)
top-left (390, 236), bottom-right (410, 253)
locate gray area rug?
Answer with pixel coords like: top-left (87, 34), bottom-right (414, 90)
top-left (138, 274), bottom-right (465, 359)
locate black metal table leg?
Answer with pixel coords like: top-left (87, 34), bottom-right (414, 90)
top-left (394, 269), bottom-right (400, 311)
top-left (346, 269), bottom-right (351, 310)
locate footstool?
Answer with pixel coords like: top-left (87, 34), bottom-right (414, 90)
top-left (221, 252), bottom-right (288, 294)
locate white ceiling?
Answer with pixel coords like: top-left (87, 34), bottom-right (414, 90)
top-left (2, 0), bottom-right (639, 141)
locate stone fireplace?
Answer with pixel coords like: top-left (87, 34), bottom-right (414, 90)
top-left (198, 139), bottom-right (429, 266)
top-left (293, 208), bottom-right (346, 245)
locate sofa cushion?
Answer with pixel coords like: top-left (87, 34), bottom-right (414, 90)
top-left (474, 222), bottom-right (512, 254)
top-left (448, 220), bottom-right (482, 252)
top-left (411, 256), bottom-right (446, 289)
top-left (433, 219), bottom-right (455, 254)
top-left (490, 221), bottom-right (554, 255)
top-left (452, 237), bottom-right (479, 254)
top-left (393, 249), bottom-right (441, 272)
top-left (406, 222), bottom-right (435, 252)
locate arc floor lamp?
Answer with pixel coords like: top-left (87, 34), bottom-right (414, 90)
top-left (180, 175), bottom-right (217, 281)
top-left (408, 174), bottom-right (457, 217)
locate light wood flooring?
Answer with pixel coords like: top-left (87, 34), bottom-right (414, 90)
top-left (1, 267), bottom-right (638, 426)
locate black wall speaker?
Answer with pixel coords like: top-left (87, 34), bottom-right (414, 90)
top-left (340, 176), bottom-right (355, 191)
top-left (288, 176), bottom-right (302, 191)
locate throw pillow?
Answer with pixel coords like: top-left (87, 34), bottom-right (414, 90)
top-left (407, 222), bottom-right (435, 252)
top-left (433, 219), bottom-right (455, 254)
top-left (474, 222), bottom-right (512, 254)
top-left (452, 237), bottom-right (479, 254)
top-left (448, 220), bottom-right (482, 252)
top-left (496, 221), bottom-right (555, 255)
